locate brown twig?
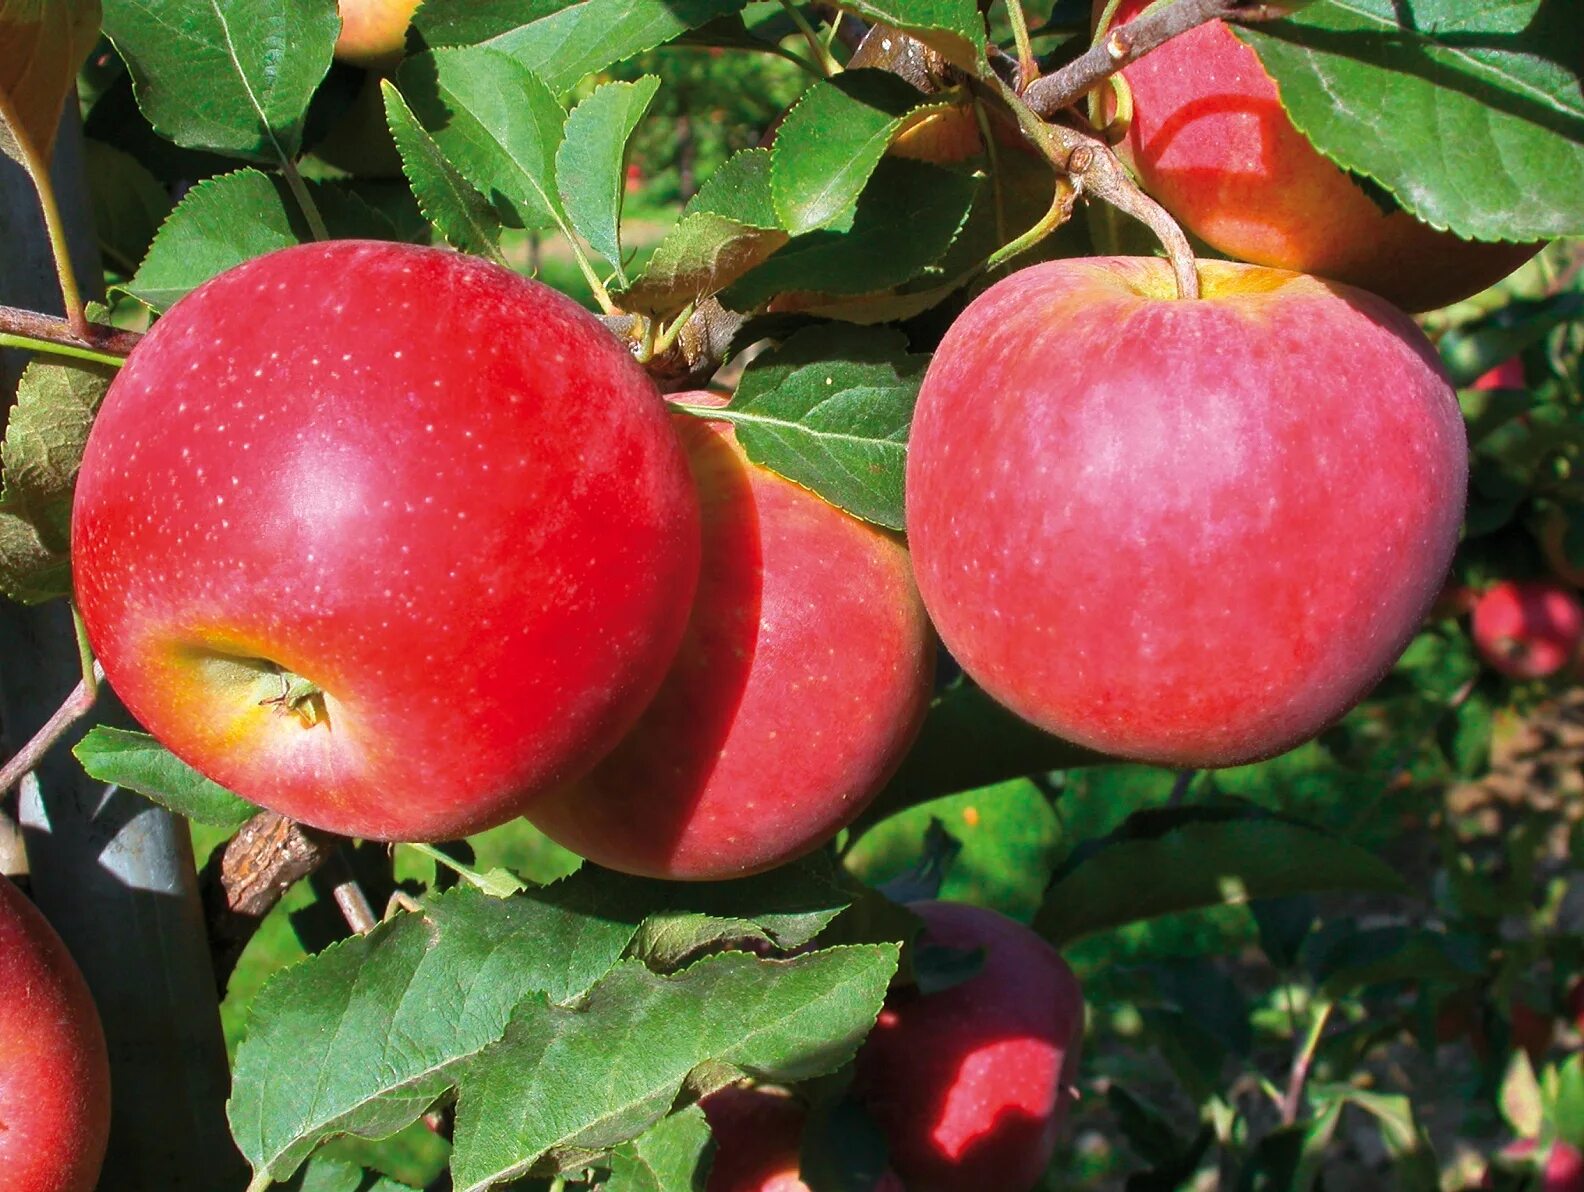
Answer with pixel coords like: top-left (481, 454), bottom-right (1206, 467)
top-left (0, 662), bottom-right (103, 799)
top-left (0, 302), bottom-right (142, 358)
top-left (322, 846), bottom-right (379, 934)
top-left (1022, 0), bottom-right (1296, 120)
top-left (200, 812), bottom-right (337, 994)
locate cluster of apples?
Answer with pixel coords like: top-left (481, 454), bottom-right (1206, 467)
top-left (71, 240), bottom-right (936, 878)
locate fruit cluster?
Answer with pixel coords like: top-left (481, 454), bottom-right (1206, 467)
top-left (44, 4), bottom-right (1553, 1189)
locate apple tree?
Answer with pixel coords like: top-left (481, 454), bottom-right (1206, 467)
top-left (1, 0), bottom-right (1583, 1189)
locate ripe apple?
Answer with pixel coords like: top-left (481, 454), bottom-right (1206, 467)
top-left (701, 1085), bottom-right (903, 1192)
top-left (335, 0), bottom-right (422, 71)
top-left (1100, 0), bottom-right (1540, 312)
top-left (0, 875), bottom-right (111, 1192)
top-left (1471, 580), bottom-right (1584, 679)
top-left (905, 256), bottom-right (1467, 767)
top-left (72, 240), bottom-right (701, 842)
top-left (851, 901), bottom-right (1084, 1192)
top-left (1473, 357), bottom-right (1526, 392)
top-left (528, 395), bottom-right (934, 879)
top-left (1488, 1140), bottom-right (1584, 1192)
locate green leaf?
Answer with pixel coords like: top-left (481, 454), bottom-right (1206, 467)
top-left (449, 946), bottom-right (898, 1189)
top-left (1501, 1050), bottom-right (1545, 1140)
top-left (846, 781), bottom-right (1061, 923)
top-left (0, 0), bottom-right (100, 167)
top-left (413, 0), bottom-right (573, 46)
top-left (229, 881), bottom-right (647, 1186)
top-left (396, 47), bottom-right (567, 232)
top-left (1238, 2), bottom-right (1584, 241)
top-left (728, 157), bottom-right (979, 308)
top-left (621, 212), bottom-right (788, 320)
top-left (770, 70), bottom-right (947, 235)
top-left (680, 324), bottom-right (924, 530)
top-left (73, 727), bottom-right (260, 830)
top-left (1, 356), bottom-right (112, 533)
top-left (1437, 686), bottom-right (1495, 778)
top-left (0, 509), bottom-right (67, 603)
top-left (616, 853), bottom-right (853, 970)
top-left (825, 0), bottom-right (985, 69)
top-left (279, 1155), bottom-right (420, 1191)
top-left (101, 0), bottom-right (337, 163)
top-left (557, 76), bottom-right (660, 285)
top-left (603, 1103), bottom-right (713, 1192)
top-left (619, 148), bottom-right (787, 318)
top-left (82, 139), bottom-right (174, 276)
top-left (1440, 292), bottom-right (1584, 386)
top-left (0, 356), bottom-right (112, 603)
top-left (380, 80), bottom-right (506, 263)
top-left (122, 169), bottom-right (391, 311)
top-left (1035, 804), bottom-right (1408, 946)
top-left (483, 0), bottom-right (751, 97)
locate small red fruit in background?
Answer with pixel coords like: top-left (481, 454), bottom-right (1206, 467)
top-left (1099, 1), bottom-right (1540, 312)
top-left (0, 876), bottom-right (111, 1192)
top-left (1473, 358), bottom-right (1526, 391)
top-left (529, 395), bottom-right (934, 879)
top-left (701, 1085), bottom-right (902, 1192)
top-left (1488, 1139), bottom-right (1584, 1192)
top-left (852, 901), bottom-right (1085, 1192)
top-left (72, 241), bottom-right (701, 842)
top-left (1471, 580), bottom-right (1584, 679)
top-left (905, 257), bottom-right (1466, 767)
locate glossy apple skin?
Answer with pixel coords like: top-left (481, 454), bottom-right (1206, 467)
top-left (1471, 580), bottom-right (1584, 679)
top-left (906, 257), bottom-right (1466, 767)
top-left (73, 241), bottom-right (700, 841)
top-left (852, 902), bottom-right (1083, 1192)
top-left (0, 876), bottom-right (111, 1192)
top-left (1103, 1), bottom-right (1539, 312)
top-left (335, 0), bottom-right (422, 70)
top-left (529, 397), bottom-right (934, 879)
top-left (702, 1086), bottom-right (903, 1192)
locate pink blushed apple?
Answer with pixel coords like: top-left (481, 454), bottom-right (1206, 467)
top-left (852, 901), bottom-right (1084, 1192)
top-left (0, 876), bottom-right (111, 1192)
top-left (1471, 579), bottom-right (1584, 679)
top-left (335, 0), bottom-right (422, 71)
top-left (72, 241), bottom-right (700, 842)
top-left (529, 396), bottom-right (934, 879)
top-left (1101, 0), bottom-right (1540, 313)
top-left (905, 256), bottom-right (1467, 767)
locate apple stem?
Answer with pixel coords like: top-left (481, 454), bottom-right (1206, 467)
top-left (0, 660), bottom-right (104, 800)
top-left (0, 301), bottom-right (141, 361)
top-left (1021, 0), bottom-right (1297, 120)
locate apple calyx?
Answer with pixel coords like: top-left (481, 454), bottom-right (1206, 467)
top-left (259, 670), bottom-right (327, 728)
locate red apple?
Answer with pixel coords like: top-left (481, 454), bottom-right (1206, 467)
top-left (905, 256), bottom-right (1466, 767)
top-left (852, 901), bottom-right (1084, 1192)
top-left (528, 395), bottom-right (934, 879)
top-left (72, 241), bottom-right (700, 842)
top-left (1471, 580), bottom-right (1584, 679)
top-left (1474, 358), bottom-right (1526, 391)
top-left (1100, 1), bottom-right (1540, 312)
top-left (1489, 1140), bottom-right (1584, 1192)
top-left (701, 1085), bottom-right (903, 1192)
top-left (0, 876), bottom-right (111, 1192)
top-left (335, 0), bottom-right (422, 71)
